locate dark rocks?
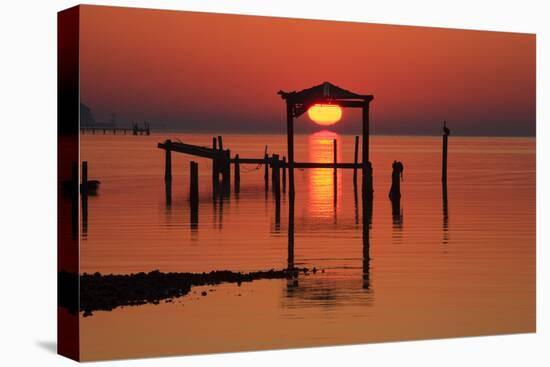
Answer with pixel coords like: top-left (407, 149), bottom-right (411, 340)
top-left (59, 266), bottom-right (315, 316)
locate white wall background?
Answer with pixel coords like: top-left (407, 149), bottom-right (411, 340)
top-left (0, 1), bottom-right (547, 366)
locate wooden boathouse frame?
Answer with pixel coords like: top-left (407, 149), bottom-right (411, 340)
top-left (278, 82), bottom-right (374, 197)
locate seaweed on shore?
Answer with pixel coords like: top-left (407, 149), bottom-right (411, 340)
top-left (59, 267), bottom-right (313, 317)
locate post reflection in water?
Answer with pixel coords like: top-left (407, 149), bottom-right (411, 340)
top-left (390, 196), bottom-right (403, 243)
top-left (190, 202), bottom-right (198, 233)
top-left (442, 183), bottom-right (449, 245)
top-left (362, 195), bottom-right (373, 290)
top-left (287, 192), bottom-right (297, 288)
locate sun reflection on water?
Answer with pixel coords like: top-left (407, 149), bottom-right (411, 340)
top-left (308, 131), bottom-right (341, 220)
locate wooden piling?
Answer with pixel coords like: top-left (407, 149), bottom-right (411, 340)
top-left (274, 155), bottom-right (281, 227)
top-left (333, 139), bottom-right (337, 170)
top-left (286, 101), bottom-right (295, 195)
top-left (333, 139), bottom-right (338, 207)
top-left (164, 140), bottom-right (172, 182)
top-left (272, 154), bottom-right (279, 193)
top-left (217, 136), bottom-right (223, 151)
top-left (442, 134), bottom-right (448, 184)
top-left (353, 135), bottom-right (359, 184)
top-left (264, 153), bottom-right (269, 191)
top-left (190, 161), bottom-right (199, 205)
top-left (81, 161), bottom-right (88, 196)
top-left (81, 161), bottom-right (88, 227)
top-left (282, 156), bottom-right (287, 193)
top-left (221, 149), bottom-right (231, 191)
top-left (212, 137), bottom-right (218, 187)
top-left (389, 161), bottom-right (402, 200)
top-left (362, 162), bottom-right (373, 200)
top-left (234, 154), bottom-right (240, 193)
top-left (362, 102), bottom-right (373, 198)
top-left (190, 162), bottom-right (199, 230)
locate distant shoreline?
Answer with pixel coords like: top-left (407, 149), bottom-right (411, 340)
top-left (80, 129), bottom-right (536, 139)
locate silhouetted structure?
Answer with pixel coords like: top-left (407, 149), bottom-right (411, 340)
top-left (190, 161), bottom-right (199, 231)
top-left (389, 160), bottom-right (404, 200)
top-left (442, 120), bottom-right (450, 183)
top-left (442, 180), bottom-right (449, 244)
top-left (80, 122), bottom-right (150, 135)
top-left (278, 82), bottom-right (374, 198)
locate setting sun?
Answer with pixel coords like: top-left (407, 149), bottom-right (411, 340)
top-left (307, 104), bottom-right (343, 126)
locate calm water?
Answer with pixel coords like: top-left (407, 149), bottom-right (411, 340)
top-left (78, 132), bottom-right (535, 360)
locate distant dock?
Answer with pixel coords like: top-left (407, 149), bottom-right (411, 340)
top-left (81, 123), bottom-right (151, 135)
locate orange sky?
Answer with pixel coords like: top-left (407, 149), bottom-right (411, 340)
top-left (79, 5), bottom-right (535, 136)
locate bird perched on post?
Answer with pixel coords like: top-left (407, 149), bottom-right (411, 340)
top-left (443, 120), bottom-right (450, 136)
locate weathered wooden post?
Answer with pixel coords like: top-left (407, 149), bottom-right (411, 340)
top-left (222, 149), bottom-right (231, 192)
top-left (333, 139), bottom-right (337, 172)
top-left (333, 139), bottom-right (338, 207)
top-left (164, 139), bottom-right (172, 182)
top-left (234, 153), bottom-right (240, 193)
top-left (389, 161), bottom-right (402, 200)
top-left (274, 155), bottom-right (281, 198)
top-left (353, 135), bottom-right (359, 184)
top-left (264, 153), bottom-right (269, 191)
top-left (442, 121), bottom-right (449, 184)
top-left (362, 102), bottom-right (373, 199)
top-left (272, 154), bottom-right (279, 193)
top-left (81, 160), bottom-right (88, 196)
top-left (81, 161), bottom-right (88, 227)
top-left (190, 162), bottom-right (199, 230)
top-left (282, 156), bottom-right (287, 193)
top-left (190, 161), bottom-right (199, 205)
top-left (212, 137), bottom-right (218, 191)
top-left (286, 101), bottom-right (295, 196)
top-left (217, 136), bottom-right (223, 151)
top-left (274, 155), bottom-right (281, 230)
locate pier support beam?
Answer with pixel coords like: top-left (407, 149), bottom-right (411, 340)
top-left (222, 149), bottom-right (230, 193)
top-left (264, 153), bottom-right (269, 192)
top-left (164, 140), bottom-right (172, 182)
top-left (442, 132), bottom-right (448, 184)
top-left (362, 102), bottom-right (373, 199)
top-left (272, 154), bottom-right (279, 193)
top-left (81, 161), bottom-right (88, 228)
top-left (212, 137), bottom-right (218, 187)
top-left (286, 101), bottom-right (295, 196)
top-left (190, 161), bottom-right (199, 205)
top-left (190, 161), bottom-right (199, 230)
top-left (234, 153), bottom-right (240, 193)
top-left (333, 139), bottom-right (338, 208)
top-left (282, 156), bottom-right (287, 193)
top-left (353, 135), bottom-right (359, 185)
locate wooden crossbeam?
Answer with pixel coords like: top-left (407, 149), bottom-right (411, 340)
top-left (157, 141), bottom-right (217, 159)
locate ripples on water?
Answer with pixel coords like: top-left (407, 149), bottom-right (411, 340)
top-left (78, 132), bottom-right (535, 360)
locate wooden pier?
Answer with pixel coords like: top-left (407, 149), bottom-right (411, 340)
top-left (157, 138), bottom-right (365, 193)
top-left (80, 122), bottom-right (151, 135)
